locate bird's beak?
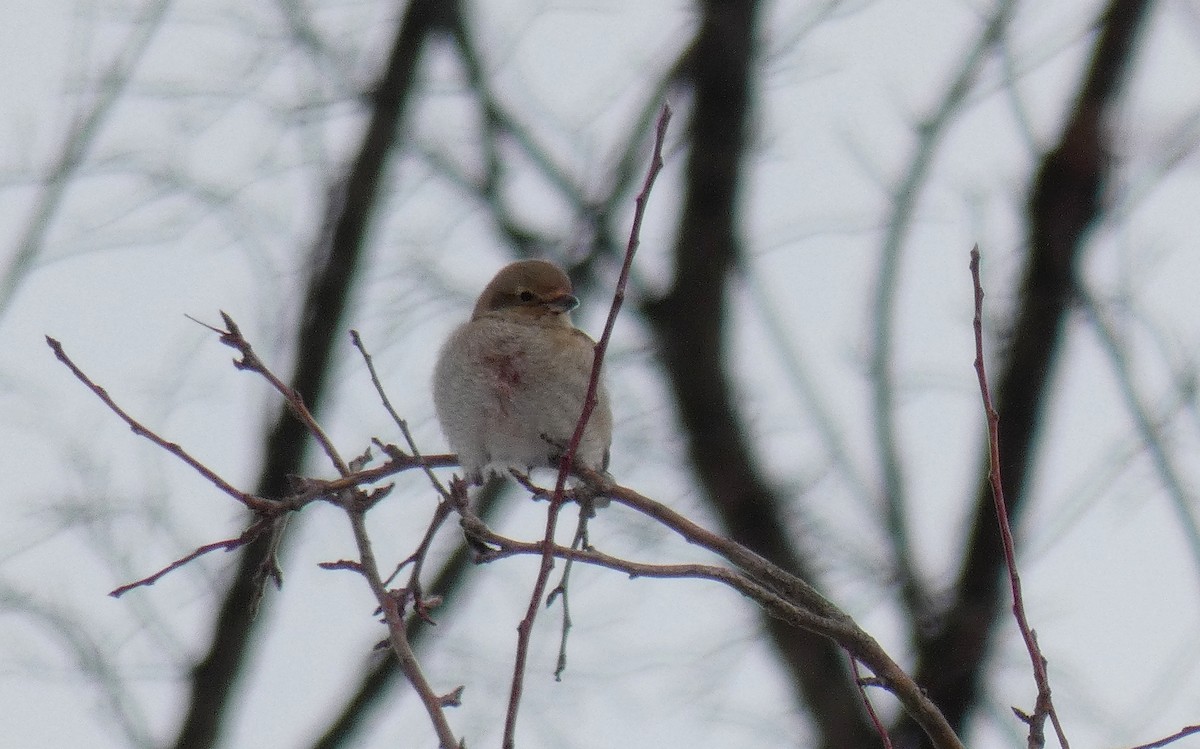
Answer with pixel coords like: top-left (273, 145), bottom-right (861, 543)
top-left (547, 294), bottom-right (579, 313)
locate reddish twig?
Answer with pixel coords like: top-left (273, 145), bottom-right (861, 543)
top-left (59, 315), bottom-right (463, 745)
top-left (351, 329), bottom-right (452, 502)
top-left (970, 246), bottom-right (1069, 749)
top-left (502, 103), bottom-right (672, 749)
top-left (458, 505), bottom-right (777, 589)
top-left (342, 503), bottom-right (460, 748)
top-left (109, 518), bottom-right (274, 597)
top-left (351, 329), bottom-right (457, 615)
top-left (198, 312), bottom-right (351, 476)
top-left (46, 336), bottom-right (271, 513)
top-left (850, 655), bottom-right (894, 749)
top-left (1127, 725), bottom-right (1200, 749)
top-left (214, 316), bottom-right (461, 745)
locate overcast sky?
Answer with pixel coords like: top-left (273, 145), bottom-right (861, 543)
top-left (3, 2), bottom-right (1200, 748)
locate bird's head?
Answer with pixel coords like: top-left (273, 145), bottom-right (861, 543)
top-left (472, 260), bottom-right (579, 326)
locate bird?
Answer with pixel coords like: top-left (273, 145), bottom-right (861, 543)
top-left (433, 259), bottom-right (612, 487)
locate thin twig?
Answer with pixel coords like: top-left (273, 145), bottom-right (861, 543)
top-left (502, 103), bottom-right (672, 749)
top-left (217, 316), bottom-right (461, 744)
top-left (350, 328), bottom-right (458, 611)
top-left (46, 336), bottom-right (271, 512)
top-left (350, 329), bottom-right (452, 502)
top-left (549, 509), bottom-right (591, 681)
top-left (64, 315), bottom-right (462, 745)
top-left (343, 501), bottom-right (460, 748)
top-left (1127, 724), bottom-right (1200, 749)
top-left (970, 246), bottom-right (1069, 749)
top-left (850, 655), bottom-right (894, 749)
top-left (202, 312), bottom-right (350, 476)
top-left (109, 519), bottom-right (274, 597)
top-left (384, 495), bottom-right (456, 622)
top-left (458, 504), bottom-right (786, 591)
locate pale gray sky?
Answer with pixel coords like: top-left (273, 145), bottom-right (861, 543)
top-left (3, 2), bottom-right (1200, 748)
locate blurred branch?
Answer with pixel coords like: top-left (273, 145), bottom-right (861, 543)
top-left (897, 1), bottom-right (1154, 745)
top-left (743, 264), bottom-right (874, 507)
top-left (0, 580), bottom-right (155, 749)
top-left (870, 0), bottom-right (1016, 622)
top-left (642, 1), bottom-right (877, 746)
top-left (0, 0), bottom-right (174, 317)
top-left (434, 6), bottom-right (690, 284)
top-left (168, 2), bottom-right (457, 747)
top-left (1077, 288), bottom-right (1200, 578)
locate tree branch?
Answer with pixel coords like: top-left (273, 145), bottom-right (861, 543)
top-left (501, 103), bottom-right (671, 749)
top-left (168, 2), bottom-right (454, 746)
top-left (643, 1), bottom-right (876, 744)
top-left (898, 3), bottom-right (1154, 744)
top-left (971, 247), bottom-right (1068, 749)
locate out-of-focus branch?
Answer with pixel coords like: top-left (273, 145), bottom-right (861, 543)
top-left (0, 579), bottom-right (155, 749)
top-left (168, 2), bottom-right (456, 747)
top-left (869, 0), bottom-right (1016, 622)
top-left (1127, 724), bottom-right (1200, 749)
top-left (1077, 289), bottom-right (1200, 578)
top-left (436, 6), bottom-right (690, 292)
top-left (0, 0), bottom-right (173, 317)
top-left (896, 2), bottom-right (1154, 746)
top-left (642, 2), bottom-right (876, 746)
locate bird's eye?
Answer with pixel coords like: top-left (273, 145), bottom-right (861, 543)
top-left (518, 290), bottom-right (535, 302)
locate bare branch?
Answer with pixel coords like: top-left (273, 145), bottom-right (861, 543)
top-left (461, 479), bottom-right (966, 749)
top-left (351, 329), bottom-right (452, 502)
top-left (109, 519), bottom-right (274, 598)
top-left (970, 246), bottom-right (1069, 749)
top-left (850, 655), bottom-right (894, 749)
top-left (46, 336), bottom-right (270, 512)
top-left (502, 102), bottom-right (672, 749)
top-left (869, 0), bottom-right (1017, 620)
top-left (1127, 725), bottom-right (1200, 749)
top-left (208, 312), bottom-right (350, 477)
top-left (341, 498), bottom-right (461, 749)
